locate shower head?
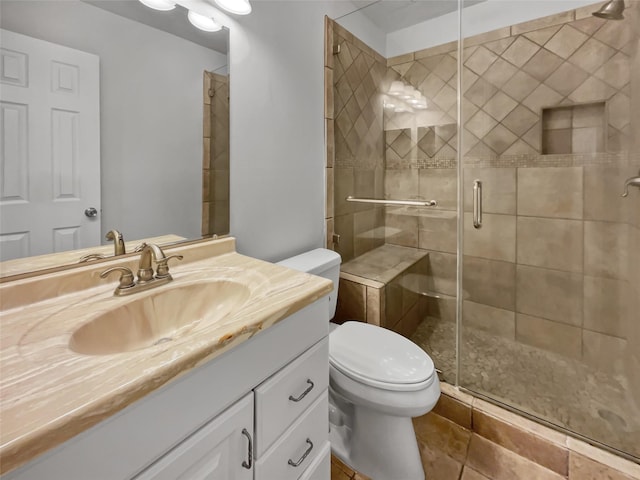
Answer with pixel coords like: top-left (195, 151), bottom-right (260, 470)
top-left (593, 0), bottom-right (625, 20)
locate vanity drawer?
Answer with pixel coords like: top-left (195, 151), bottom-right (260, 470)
top-left (297, 441), bottom-right (330, 480)
top-left (255, 337), bottom-right (328, 455)
top-left (255, 392), bottom-right (328, 480)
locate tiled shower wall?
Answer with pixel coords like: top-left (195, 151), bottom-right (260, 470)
top-left (326, 21), bottom-right (388, 263)
top-left (383, 4), bottom-right (638, 370)
top-left (202, 71), bottom-right (229, 236)
top-left (327, 4), bottom-right (638, 367)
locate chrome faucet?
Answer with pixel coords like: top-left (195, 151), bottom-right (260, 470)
top-left (106, 229), bottom-right (126, 256)
top-left (100, 243), bottom-right (183, 296)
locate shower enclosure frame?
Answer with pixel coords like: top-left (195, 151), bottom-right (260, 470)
top-left (326, 0), bottom-right (639, 463)
top-left (453, 0), bottom-right (639, 463)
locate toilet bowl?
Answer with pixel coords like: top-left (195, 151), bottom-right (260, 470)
top-left (329, 321), bottom-right (440, 480)
top-left (277, 249), bottom-right (440, 480)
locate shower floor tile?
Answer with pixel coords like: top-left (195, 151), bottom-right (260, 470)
top-left (411, 317), bottom-right (640, 459)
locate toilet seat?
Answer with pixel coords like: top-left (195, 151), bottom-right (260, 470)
top-left (329, 321), bottom-right (436, 392)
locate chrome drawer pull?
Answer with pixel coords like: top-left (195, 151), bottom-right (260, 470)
top-left (288, 379), bottom-right (314, 402)
top-left (287, 438), bottom-right (313, 467)
top-left (241, 428), bottom-right (252, 469)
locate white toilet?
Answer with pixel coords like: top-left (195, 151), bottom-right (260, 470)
top-left (278, 249), bottom-right (440, 480)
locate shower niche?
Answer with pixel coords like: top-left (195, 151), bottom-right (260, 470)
top-left (541, 102), bottom-right (606, 154)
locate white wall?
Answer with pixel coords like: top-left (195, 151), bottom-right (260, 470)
top-left (386, 0), bottom-right (599, 57)
top-left (224, 0), bottom-right (602, 262)
top-left (0, 0), bottom-right (360, 263)
top-left (0, 1), bottom-right (226, 243)
top-left (224, 1), bottom-right (353, 261)
top-left (5, 1), bottom-right (601, 264)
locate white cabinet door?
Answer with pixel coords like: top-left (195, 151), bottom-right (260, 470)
top-left (133, 393), bottom-right (254, 480)
top-left (0, 29), bottom-right (100, 261)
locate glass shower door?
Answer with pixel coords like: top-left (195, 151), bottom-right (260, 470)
top-left (458, 0), bottom-right (640, 459)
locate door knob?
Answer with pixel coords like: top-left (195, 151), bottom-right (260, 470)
top-left (84, 207), bottom-right (98, 218)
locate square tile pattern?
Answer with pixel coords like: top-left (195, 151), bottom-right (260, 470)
top-left (335, 245), bottom-right (430, 337)
top-left (331, 22), bottom-right (387, 262)
top-left (202, 71), bottom-right (229, 236)
top-left (325, 1), bottom-right (639, 463)
top-left (330, 386), bottom-right (640, 480)
top-left (383, 6), bottom-right (631, 161)
top-left (542, 103), bottom-right (605, 154)
top-left (357, 4), bottom-right (634, 365)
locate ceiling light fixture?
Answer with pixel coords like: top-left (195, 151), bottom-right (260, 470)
top-left (214, 0), bottom-right (252, 15)
top-left (138, 0), bottom-right (176, 11)
top-left (400, 85), bottom-right (416, 99)
top-left (385, 80), bottom-right (428, 113)
top-left (187, 10), bottom-right (222, 32)
top-left (414, 98), bottom-right (428, 109)
top-left (388, 81), bottom-right (405, 96)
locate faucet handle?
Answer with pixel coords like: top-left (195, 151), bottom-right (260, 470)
top-left (100, 266), bottom-right (135, 290)
top-left (79, 253), bottom-right (107, 263)
top-left (155, 255), bottom-right (184, 279)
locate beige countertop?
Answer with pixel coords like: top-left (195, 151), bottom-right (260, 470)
top-left (0, 238), bottom-right (332, 475)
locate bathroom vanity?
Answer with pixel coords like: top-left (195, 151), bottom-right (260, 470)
top-left (0, 238), bottom-right (332, 480)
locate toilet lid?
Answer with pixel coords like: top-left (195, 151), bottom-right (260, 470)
top-left (329, 322), bottom-right (435, 389)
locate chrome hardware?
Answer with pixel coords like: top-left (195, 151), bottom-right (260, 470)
top-left (288, 439), bottom-right (313, 467)
top-left (241, 428), bottom-right (252, 469)
top-left (288, 379), bottom-right (314, 402)
top-left (105, 229), bottom-right (126, 256)
top-left (621, 173), bottom-right (640, 197)
top-left (332, 233), bottom-right (340, 245)
top-left (84, 207), bottom-right (98, 218)
top-left (473, 180), bottom-right (482, 229)
top-left (79, 253), bottom-right (107, 263)
top-left (101, 243), bottom-right (182, 296)
top-left (593, 0), bottom-right (625, 20)
top-left (333, 44), bottom-right (341, 55)
top-left (346, 196), bottom-right (437, 207)
top-left (100, 267), bottom-right (135, 292)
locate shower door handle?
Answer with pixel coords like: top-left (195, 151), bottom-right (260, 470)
top-left (473, 180), bottom-right (482, 229)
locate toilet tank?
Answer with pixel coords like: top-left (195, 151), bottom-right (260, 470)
top-left (277, 248), bottom-right (342, 318)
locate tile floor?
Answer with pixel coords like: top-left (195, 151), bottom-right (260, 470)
top-left (329, 413), bottom-right (570, 480)
top-left (330, 404), bottom-right (640, 480)
top-left (411, 318), bottom-right (640, 459)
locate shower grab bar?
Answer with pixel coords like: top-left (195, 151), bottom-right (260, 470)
top-left (473, 180), bottom-right (482, 229)
top-left (346, 196), bottom-right (437, 207)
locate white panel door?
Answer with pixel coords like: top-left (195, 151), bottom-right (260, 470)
top-left (0, 29), bottom-right (100, 261)
top-left (133, 392), bottom-right (254, 480)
